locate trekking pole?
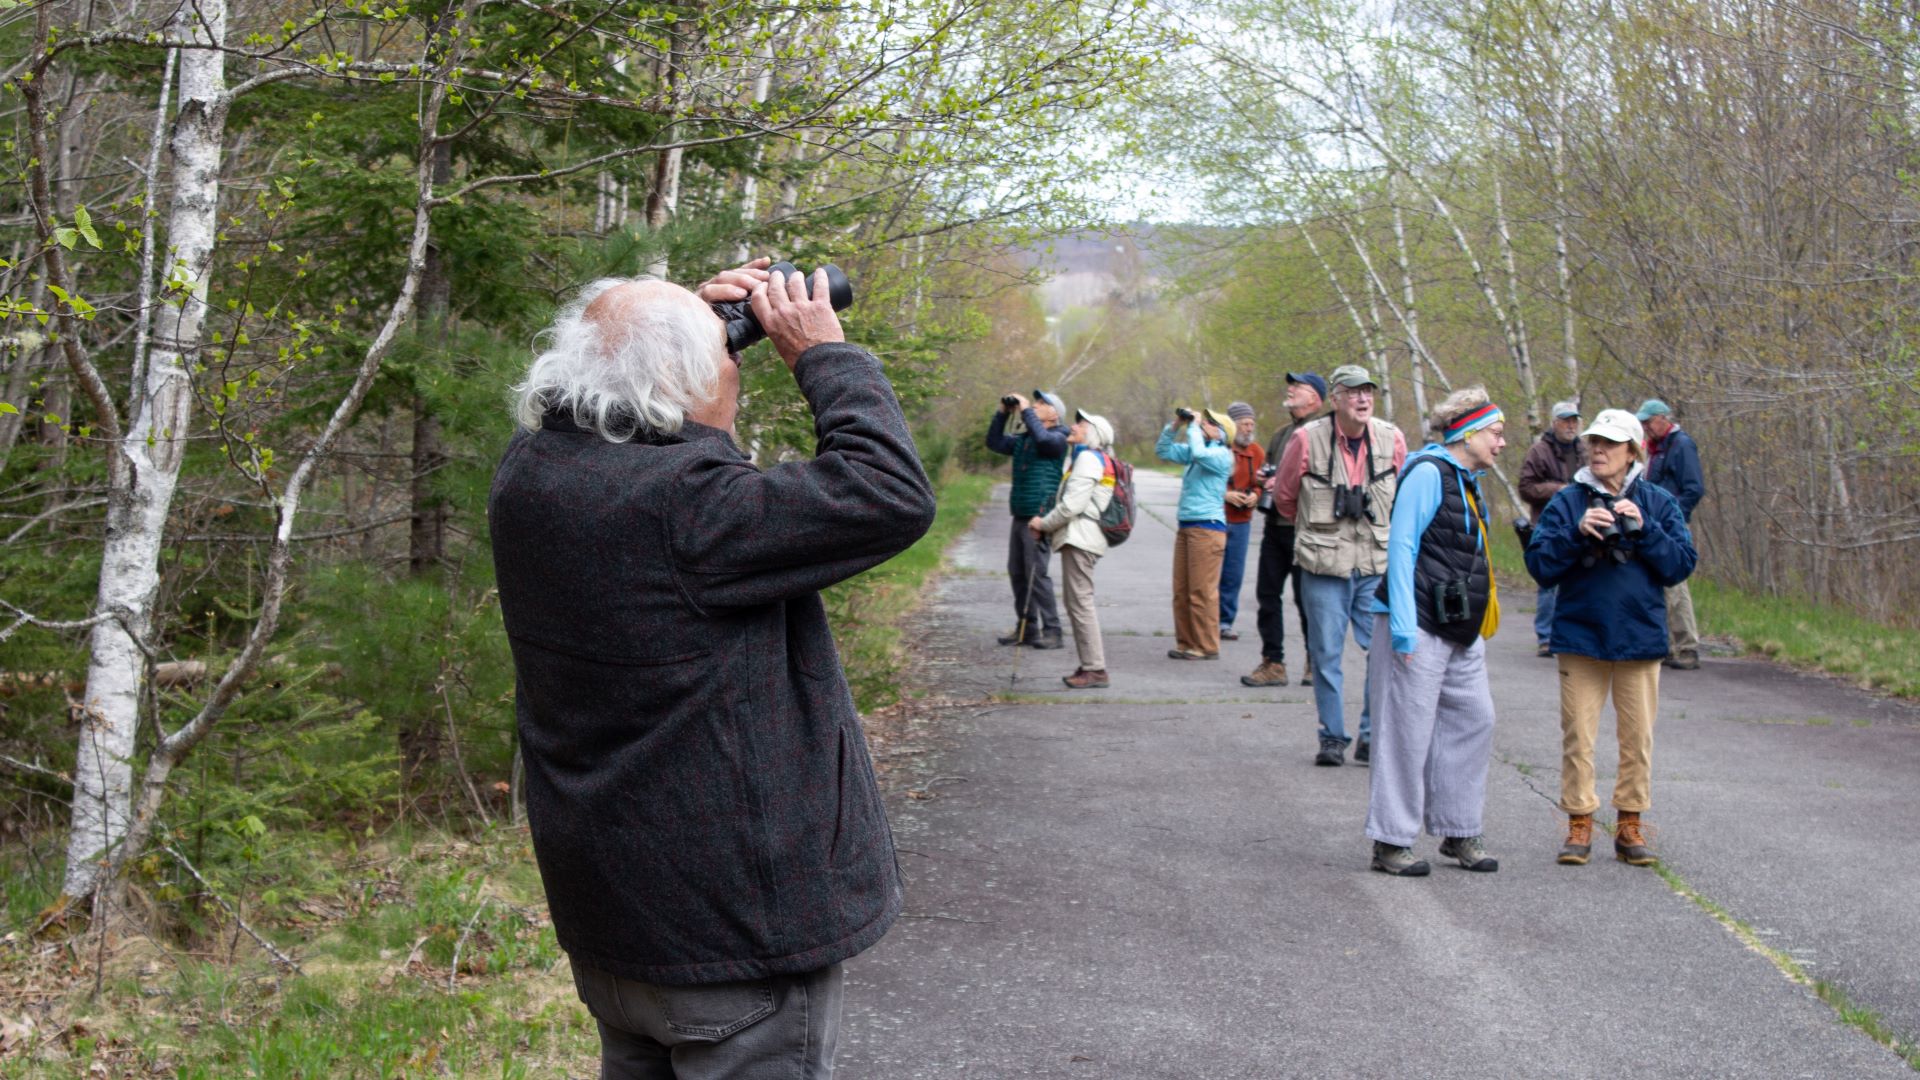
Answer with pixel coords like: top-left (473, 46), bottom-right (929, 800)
top-left (1009, 534), bottom-right (1051, 687)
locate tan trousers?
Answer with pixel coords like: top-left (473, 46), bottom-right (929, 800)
top-left (1059, 545), bottom-right (1105, 671)
top-left (1557, 654), bottom-right (1661, 815)
top-left (1171, 527), bottom-right (1227, 655)
top-left (1665, 580), bottom-right (1699, 656)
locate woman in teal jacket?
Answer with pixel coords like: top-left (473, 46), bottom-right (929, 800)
top-left (1155, 408), bottom-right (1235, 659)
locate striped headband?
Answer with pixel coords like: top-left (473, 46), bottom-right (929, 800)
top-left (1444, 403), bottom-right (1504, 443)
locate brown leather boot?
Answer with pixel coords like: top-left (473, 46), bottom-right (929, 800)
top-left (1240, 660), bottom-right (1288, 687)
top-left (1558, 814), bottom-right (1593, 865)
top-left (1615, 811), bottom-right (1657, 866)
top-left (1062, 668), bottom-right (1109, 689)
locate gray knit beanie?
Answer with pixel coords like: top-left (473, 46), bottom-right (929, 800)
top-left (1227, 401), bottom-right (1254, 422)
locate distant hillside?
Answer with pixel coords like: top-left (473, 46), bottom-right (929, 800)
top-left (1015, 225), bottom-right (1240, 313)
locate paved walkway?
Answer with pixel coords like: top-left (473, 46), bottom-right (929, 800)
top-left (839, 470), bottom-right (1920, 1078)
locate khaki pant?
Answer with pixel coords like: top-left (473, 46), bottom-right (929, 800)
top-left (1059, 544), bottom-right (1105, 671)
top-left (1171, 527), bottom-right (1227, 655)
top-left (1557, 654), bottom-right (1661, 815)
top-left (1665, 580), bottom-right (1699, 656)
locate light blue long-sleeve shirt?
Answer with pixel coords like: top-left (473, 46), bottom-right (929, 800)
top-left (1372, 444), bottom-right (1484, 653)
top-left (1155, 423), bottom-right (1233, 523)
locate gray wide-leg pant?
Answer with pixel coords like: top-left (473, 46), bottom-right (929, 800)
top-left (1364, 614), bottom-right (1497, 848)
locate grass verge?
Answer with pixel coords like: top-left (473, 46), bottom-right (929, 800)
top-left (1485, 526), bottom-right (1920, 699)
top-left (825, 468), bottom-right (995, 710)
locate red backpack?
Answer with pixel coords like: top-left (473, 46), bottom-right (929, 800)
top-left (1095, 451), bottom-right (1137, 547)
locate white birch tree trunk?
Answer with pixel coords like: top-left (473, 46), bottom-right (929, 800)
top-left (64, 0), bottom-right (227, 899)
top-left (1390, 196), bottom-right (1428, 419)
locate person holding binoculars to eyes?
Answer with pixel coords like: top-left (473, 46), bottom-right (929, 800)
top-left (986, 389), bottom-right (1072, 650)
top-left (1524, 408), bottom-right (1697, 869)
top-left (1271, 365), bottom-right (1407, 767)
top-left (1156, 405), bottom-right (1237, 660)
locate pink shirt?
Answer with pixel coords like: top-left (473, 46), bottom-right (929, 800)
top-left (1271, 421), bottom-right (1408, 521)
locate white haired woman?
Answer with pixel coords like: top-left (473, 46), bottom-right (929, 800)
top-left (1031, 410), bottom-right (1119, 689)
top-left (1363, 388), bottom-right (1508, 877)
top-left (1524, 409), bottom-right (1696, 867)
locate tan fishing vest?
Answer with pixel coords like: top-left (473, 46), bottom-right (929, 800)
top-left (1294, 416), bottom-right (1400, 578)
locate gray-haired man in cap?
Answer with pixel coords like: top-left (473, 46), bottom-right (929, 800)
top-left (986, 388), bottom-right (1071, 649)
top-left (1518, 400), bottom-right (1587, 657)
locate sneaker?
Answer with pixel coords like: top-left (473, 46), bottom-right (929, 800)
top-left (1062, 668), bottom-right (1109, 689)
top-left (1314, 736), bottom-right (1345, 767)
top-left (1030, 628), bottom-right (1065, 650)
top-left (1537, 642), bottom-right (1553, 658)
top-left (1614, 812), bottom-right (1657, 866)
top-left (1353, 738), bottom-right (1371, 765)
top-left (1166, 648), bottom-right (1218, 660)
top-left (1438, 835), bottom-right (1499, 872)
top-left (1662, 652), bottom-right (1700, 670)
top-left (1299, 660), bottom-right (1314, 686)
top-left (1220, 627), bottom-right (1239, 641)
top-left (1240, 660), bottom-right (1289, 687)
top-left (1371, 842), bottom-right (1431, 877)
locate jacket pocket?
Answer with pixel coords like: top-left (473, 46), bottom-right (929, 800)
top-left (829, 727), bottom-right (883, 867)
top-left (643, 979), bottom-right (775, 1041)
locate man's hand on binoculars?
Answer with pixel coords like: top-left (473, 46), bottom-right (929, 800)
top-left (695, 257), bottom-right (772, 304)
top-left (750, 266), bottom-right (845, 370)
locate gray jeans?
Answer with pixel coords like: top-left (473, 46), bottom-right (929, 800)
top-left (571, 961), bottom-right (845, 1080)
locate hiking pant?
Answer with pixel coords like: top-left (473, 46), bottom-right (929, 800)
top-left (1218, 519), bottom-right (1253, 629)
top-left (1665, 581), bottom-right (1699, 657)
top-left (1007, 516), bottom-right (1060, 634)
top-left (1364, 616), bottom-right (1496, 848)
top-left (1254, 519), bottom-right (1309, 665)
top-left (1059, 544), bottom-right (1105, 671)
top-left (1171, 526), bottom-right (1227, 655)
top-left (572, 961), bottom-right (845, 1079)
top-left (1299, 570), bottom-right (1381, 744)
top-left (1557, 654), bottom-right (1661, 815)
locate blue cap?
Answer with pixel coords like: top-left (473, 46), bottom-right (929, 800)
top-left (1635, 398), bottom-right (1673, 421)
top-left (1286, 371), bottom-right (1329, 401)
top-left (1034, 389), bottom-right (1066, 415)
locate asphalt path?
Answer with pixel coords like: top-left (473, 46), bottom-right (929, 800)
top-left (839, 469), bottom-right (1920, 1079)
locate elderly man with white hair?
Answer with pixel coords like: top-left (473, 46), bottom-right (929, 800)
top-left (489, 260), bottom-right (936, 1079)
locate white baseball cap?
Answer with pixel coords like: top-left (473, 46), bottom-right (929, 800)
top-left (1581, 408), bottom-right (1643, 446)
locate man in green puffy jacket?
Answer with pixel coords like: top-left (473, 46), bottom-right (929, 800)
top-left (986, 390), bottom-right (1070, 648)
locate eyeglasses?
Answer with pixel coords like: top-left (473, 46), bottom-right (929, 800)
top-left (1337, 386), bottom-right (1376, 399)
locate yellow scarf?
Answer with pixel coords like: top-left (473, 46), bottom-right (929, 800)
top-left (1464, 485), bottom-right (1500, 639)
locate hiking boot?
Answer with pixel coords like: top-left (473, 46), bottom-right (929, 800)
top-left (1353, 738), bottom-right (1371, 764)
top-left (1062, 668), bottom-right (1109, 689)
top-left (1537, 642), bottom-right (1553, 658)
top-left (1614, 811), bottom-right (1657, 866)
top-left (1438, 835), bottom-right (1499, 872)
top-left (1030, 628), bottom-right (1065, 650)
top-left (1558, 814), bottom-right (1593, 865)
top-left (1220, 626), bottom-right (1239, 641)
top-left (1371, 842), bottom-right (1430, 877)
top-left (1240, 660), bottom-right (1289, 687)
top-left (1167, 648), bottom-right (1218, 660)
top-left (1314, 736), bottom-right (1346, 767)
top-left (997, 627), bottom-right (1030, 646)
top-left (1662, 651), bottom-right (1700, 670)
top-left (1299, 660), bottom-right (1314, 686)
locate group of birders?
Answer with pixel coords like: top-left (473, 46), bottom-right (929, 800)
top-left (987, 371), bottom-right (1704, 876)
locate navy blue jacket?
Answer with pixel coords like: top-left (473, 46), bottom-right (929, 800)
top-left (1524, 466), bottom-right (1698, 662)
top-left (490, 344), bottom-right (935, 985)
top-left (1645, 426), bottom-right (1704, 521)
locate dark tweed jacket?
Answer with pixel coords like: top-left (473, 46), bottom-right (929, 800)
top-left (488, 343), bottom-right (936, 985)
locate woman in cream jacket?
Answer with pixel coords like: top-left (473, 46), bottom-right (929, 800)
top-left (1030, 410), bottom-right (1118, 688)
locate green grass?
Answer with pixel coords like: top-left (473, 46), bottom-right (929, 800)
top-left (1486, 526), bottom-right (1920, 699)
top-left (824, 468), bottom-right (996, 710)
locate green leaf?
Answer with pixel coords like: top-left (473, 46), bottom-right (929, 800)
top-left (74, 206), bottom-right (101, 249)
top-left (0, 402), bottom-right (16, 415)
top-left (52, 227), bottom-right (76, 250)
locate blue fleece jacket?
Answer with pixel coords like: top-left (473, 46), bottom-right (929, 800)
top-left (1524, 465), bottom-right (1698, 661)
top-left (1372, 445), bottom-right (1486, 653)
top-left (1155, 423), bottom-right (1233, 524)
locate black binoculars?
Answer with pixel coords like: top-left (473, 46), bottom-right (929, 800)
top-left (1174, 407), bottom-right (1196, 422)
top-left (710, 261), bottom-right (853, 354)
top-left (1332, 483), bottom-right (1374, 523)
top-left (1255, 463), bottom-right (1277, 514)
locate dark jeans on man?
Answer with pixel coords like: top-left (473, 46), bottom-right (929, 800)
top-left (1007, 515), bottom-right (1061, 634)
top-left (572, 961), bottom-right (845, 1079)
top-left (1254, 518), bottom-right (1310, 664)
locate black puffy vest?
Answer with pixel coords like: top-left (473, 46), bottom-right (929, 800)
top-left (1374, 455), bottom-right (1492, 647)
